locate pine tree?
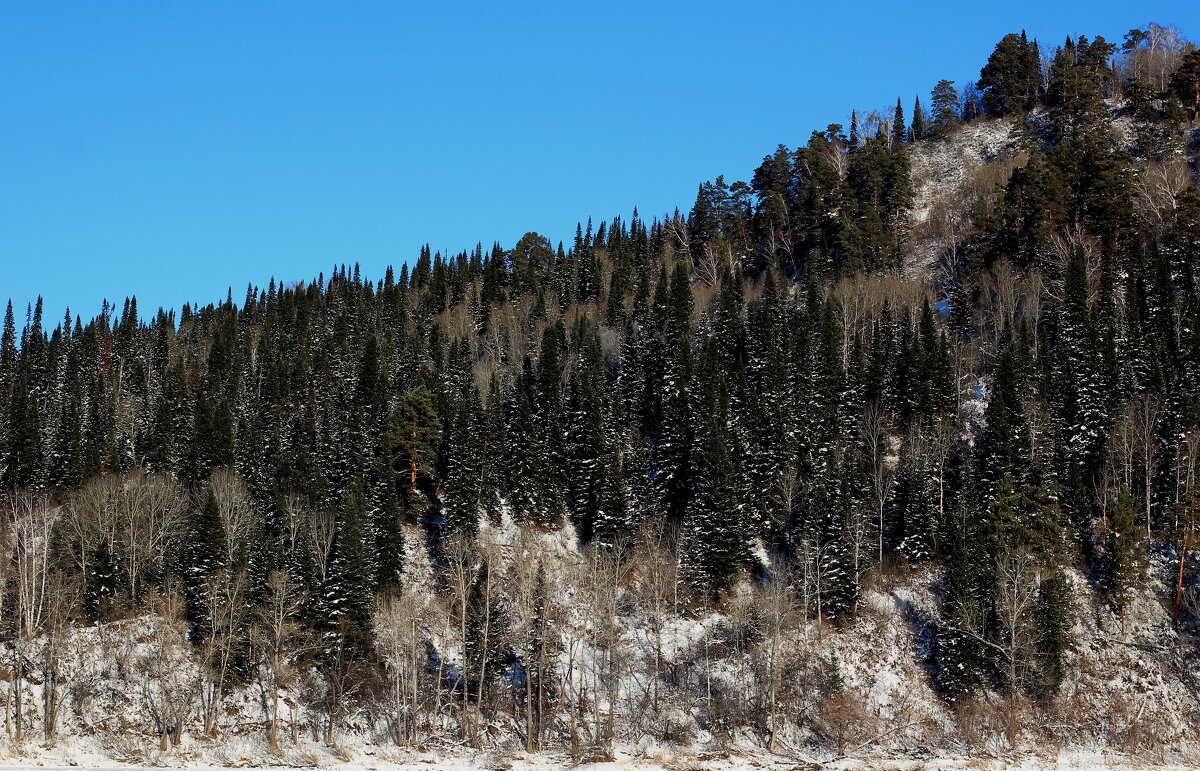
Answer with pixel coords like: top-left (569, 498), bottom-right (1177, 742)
top-left (936, 529), bottom-right (990, 700)
top-left (978, 31), bottom-right (1042, 116)
top-left (977, 344), bottom-right (1033, 502)
top-left (389, 387), bottom-right (442, 495)
top-left (442, 402), bottom-right (482, 540)
top-left (0, 301), bottom-right (16, 393)
top-left (463, 557), bottom-right (509, 700)
top-left (930, 79), bottom-right (960, 137)
top-left (1168, 49), bottom-right (1200, 112)
top-left (682, 343), bottom-right (745, 597)
top-left (1104, 486), bottom-right (1141, 613)
top-left (1034, 568), bottom-right (1071, 696)
top-left (370, 455), bottom-right (406, 592)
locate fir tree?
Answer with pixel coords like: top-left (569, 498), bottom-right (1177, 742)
top-left (892, 97), bottom-right (907, 144)
top-left (910, 95), bottom-right (928, 141)
top-left (323, 478), bottom-right (376, 652)
top-left (930, 79), bottom-right (960, 137)
top-left (185, 487), bottom-right (228, 638)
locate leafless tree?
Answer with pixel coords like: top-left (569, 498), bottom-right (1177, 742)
top-left (209, 467), bottom-right (259, 568)
top-left (252, 570), bottom-right (309, 751)
top-left (374, 585), bottom-right (426, 746)
top-left (941, 547), bottom-right (1044, 747)
top-left (579, 540), bottom-right (632, 754)
top-left (133, 585), bottom-right (195, 751)
top-left (39, 569), bottom-right (78, 741)
top-left (1118, 23), bottom-right (1193, 92)
top-left (61, 473), bottom-right (184, 611)
top-left (755, 561), bottom-right (801, 752)
top-left (305, 505), bottom-right (338, 589)
top-left (6, 490), bottom-right (57, 741)
top-left (632, 528), bottom-right (682, 723)
top-left (197, 568), bottom-right (249, 737)
top-left (1134, 158), bottom-right (1195, 234)
top-left (506, 529), bottom-right (552, 751)
top-left (861, 399), bottom-right (896, 566)
top-left (442, 533), bottom-right (479, 740)
top-left (1133, 395), bottom-right (1162, 536)
top-left (0, 510), bottom-right (9, 736)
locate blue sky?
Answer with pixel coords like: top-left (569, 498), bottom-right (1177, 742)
top-left (1, 1), bottom-right (1196, 324)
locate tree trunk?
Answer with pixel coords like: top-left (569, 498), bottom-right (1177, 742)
top-left (13, 663), bottom-right (23, 743)
top-left (269, 684), bottom-right (279, 752)
top-left (160, 692), bottom-right (169, 751)
top-left (525, 652), bottom-right (534, 752)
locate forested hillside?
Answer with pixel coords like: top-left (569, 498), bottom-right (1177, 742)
top-left (1, 24), bottom-right (1200, 764)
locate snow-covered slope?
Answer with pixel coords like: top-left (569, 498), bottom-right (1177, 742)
top-left (907, 118), bottom-right (1017, 280)
top-left (1, 510), bottom-right (1197, 770)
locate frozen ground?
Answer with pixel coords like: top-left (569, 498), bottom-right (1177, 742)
top-left (0, 514), bottom-right (1195, 769)
top-left (0, 747), bottom-right (1198, 770)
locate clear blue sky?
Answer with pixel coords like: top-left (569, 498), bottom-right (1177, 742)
top-left (1, 1), bottom-right (1195, 324)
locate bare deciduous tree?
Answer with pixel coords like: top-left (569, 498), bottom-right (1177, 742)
top-left (6, 490), bottom-right (57, 741)
top-left (198, 568), bottom-right (249, 737)
top-left (374, 585), bottom-right (426, 746)
top-left (252, 570), bottom-right (308, 751)
top-left (62, 473), bottom-right (184, 610)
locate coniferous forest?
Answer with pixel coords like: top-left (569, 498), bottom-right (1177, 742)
top-left (2, 24), bottom-right (1200, 764)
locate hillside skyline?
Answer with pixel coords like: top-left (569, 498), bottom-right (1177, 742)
top-left (3, 1), bottom-right (1190, 322)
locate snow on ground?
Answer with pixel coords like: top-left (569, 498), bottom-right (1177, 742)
top-left (907, 118), bottom-right (1017, 281)
top-left (0, 508), bottom-right (1198, 768)
top-left (0, 743), bottom-right (1198, 770)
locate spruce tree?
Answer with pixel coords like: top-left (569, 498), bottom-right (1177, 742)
top-left (910, 96), bottom-right (928, 141)
top-left (185, 487), bottom-right (228, 638)
top-left (682, 343), bottom-right (745, 597)
top-left (892, 97), bottom-right (906, 144)
top-left (1104, 487), bottom-right (1141, 613)
top-left (442, 402), bottom-right (482, 540)
top-left (323, 478), bottom-right (376, 652)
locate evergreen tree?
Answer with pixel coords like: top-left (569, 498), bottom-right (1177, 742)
top-left (892, 97), bottom-right (907, 144)
top-left (1104, 487), bottom-right (1141, 613)
top-left (930, 79), bottom-right (961, 137)
top-left (185, 487), bottom-right (228, 638)
top-left (463, 557), bottom-right (509, 695)
top-left (910, 96), bottom-right (928, 141)
top-left (978, 31), bottom-right (1042, 116)
top-left (682, 343), bottom-right (745, 597)
top-left (442, 402), bottom-right (482, 540)
top-left (323, 478), bottom-right (376, 651)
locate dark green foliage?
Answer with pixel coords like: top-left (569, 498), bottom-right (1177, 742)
top-left (1034, 568), bottom-right (1071, 696)
top-left (464, 557), bottom-right (509, 690)
top-left (323, 478), bottom-right (377, 651)
top-left (390, 387), bottom-right (442, 496)
top-left (1, 27), bottom-right (1197, 715)
top-left (185, 488), bottom-right (228, 636)
top-left (930, 80), bottom-right (960, 137)
top-left (978, 32), bottom-right (1042, 115)
top-left (936, 530), bottom-right (990, 701)
top-left (442, 402), bottom-right (482, 540)
top-left (1169, 49), bottom-right (1200, 110)
top-left (910, 96), bottom-right (928, 141)
top-left (683, 341), bottom-right (746, 597)
top-left (892, 98), bottom-right (907, 144)
top-left (1104, 487), bottom-right (1141, 612)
